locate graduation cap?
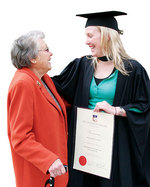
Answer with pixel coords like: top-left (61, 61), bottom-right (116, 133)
top-left (76, 11), bottom-right (127, 33)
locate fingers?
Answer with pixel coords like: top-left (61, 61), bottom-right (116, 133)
top-left (93, 101), bottom-right (115, 115)
top-left (48, 159), bottom-right (66, 178)
top-left (94, 101), bottom-right (106, 112)
top-left (93, 106), bottom-right (102, 112)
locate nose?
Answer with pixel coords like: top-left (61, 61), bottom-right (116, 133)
top-left (85, 38), bottom-right (90, 45)
top-left (49, 51), bottom-right (53, 56)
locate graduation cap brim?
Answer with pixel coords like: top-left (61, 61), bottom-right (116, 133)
top-left (76, 11), bottom-right (127, 32)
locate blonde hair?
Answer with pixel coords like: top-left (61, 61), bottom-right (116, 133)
top-left (92, 26), bottom-right (132, 75)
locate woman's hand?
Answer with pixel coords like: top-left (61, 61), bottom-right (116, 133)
top-left (94, 101), bottom-right (115, 115)
top-left (94, 101), bottom-right (127, 117)
top-left (48, 159), bottom-right (66, 178)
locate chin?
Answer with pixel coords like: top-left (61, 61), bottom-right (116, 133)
top-left (91, 52), bottom-right (98, 57)
top-left (45, 67), bottom-right (51, 73)
top-left (91, 54), bottom-right (98, 57)
top-left (48, 63), bottom-right (52, 69)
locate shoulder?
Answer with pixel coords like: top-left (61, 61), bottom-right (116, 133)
top-left (58, 55), bottom-right (93, 75)
top-left (70, 55), bottom-right (92, 64)
top-left (124, 59), bottom-right (148, 77)
top-left (8, 69), bottom-right (36, 93)
top-left (69, 55), bottom-right (93, 69)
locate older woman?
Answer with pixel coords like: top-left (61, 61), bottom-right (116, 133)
top-left (7, 31), bottom-right (68, 187)
top-left (52, 11), bottom-right (150, 187)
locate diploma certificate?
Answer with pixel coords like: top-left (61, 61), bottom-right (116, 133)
top-left (73, 107), bottom-right (114, 179)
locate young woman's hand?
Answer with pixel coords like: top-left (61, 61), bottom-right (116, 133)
top-left (94, 101), bottom-right (115, 114)
top-left (94, 101), bottom-right (126, 117)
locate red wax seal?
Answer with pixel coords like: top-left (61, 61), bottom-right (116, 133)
top-left (79, 156), bottom-right (87, 166)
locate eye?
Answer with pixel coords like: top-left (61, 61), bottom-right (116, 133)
top-left (87, 33), bottom-right (93, 38)
top-left (45, 47), bottom-right (49, 52)
top-left (38, 47), bottom-right (49, 52)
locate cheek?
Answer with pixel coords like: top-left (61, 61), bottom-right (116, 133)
top-left (91, 36), bottom-right (99, 45)
top-left (97, 41), bottom-right (101, 48)
top-left (95, 37), bottom-right (101, 47)
top-left (36, 55), bottom-right (41, 62)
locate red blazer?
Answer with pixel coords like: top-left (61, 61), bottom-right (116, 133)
top-left (7, 68), bottom-right (68, 187)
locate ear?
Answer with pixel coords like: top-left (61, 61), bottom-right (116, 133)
top-left (30, 59), bottom-right (37, 64)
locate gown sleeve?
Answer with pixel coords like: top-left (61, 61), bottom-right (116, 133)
top-left (122, 62), bottom-right (150, 155)
top-left (122, 62), bottom-right (150, 118)
top-left (52, 57), bottom-right (84, 104)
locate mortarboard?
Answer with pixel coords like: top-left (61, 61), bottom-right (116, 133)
top-left (76, 11), bottom-right (127, 32)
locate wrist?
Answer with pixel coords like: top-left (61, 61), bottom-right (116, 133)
top-left (114, 107), bottom-right (117, 115)
top-left (114, 107), bottom-right (118, 115)
top-left (114, 107), bottom-right (121, 116)
top-left (119, 107), bottom-right (123, 116)
top-left (114, 106), bottom-right (125, 117)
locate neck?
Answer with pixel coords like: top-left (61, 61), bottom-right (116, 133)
top-left (97, 56), bottom-right (112, 62)
top-left (29, 67), bottom-right (44, 79)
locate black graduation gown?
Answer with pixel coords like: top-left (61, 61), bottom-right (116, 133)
top-left (52, 56), bottom-right (150, 187)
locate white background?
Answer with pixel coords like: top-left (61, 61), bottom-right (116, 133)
top-left (0, 0), bottom-right (150, 186)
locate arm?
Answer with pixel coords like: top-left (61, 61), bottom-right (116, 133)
top-left (52, 57), bottom-right (84, 104)
top-left (8, 81), bottom-right (60, 174)
top-left (94, 62), bottom-right (150, 118)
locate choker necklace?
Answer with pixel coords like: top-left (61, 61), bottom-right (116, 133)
top-left (98, 56), bottom-right (110, 61)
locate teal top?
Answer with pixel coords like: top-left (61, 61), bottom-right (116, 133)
top-left (88, 69), bottom-right (142, 113)
top-left (88, 70), bottom-right (118, 109)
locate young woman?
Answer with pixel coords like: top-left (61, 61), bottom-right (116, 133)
top-left (53, 11), bottom-right (150, 187)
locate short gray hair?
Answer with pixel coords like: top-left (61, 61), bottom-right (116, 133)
top-left (11, 30), bottom-right (45, 69)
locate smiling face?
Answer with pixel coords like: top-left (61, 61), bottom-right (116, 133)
top-left (36, 39), bottom-right (53, 70)
top-left (30, 39), bottom-right (53, 77)
top-left (85, 26), bottom-right (103, 57)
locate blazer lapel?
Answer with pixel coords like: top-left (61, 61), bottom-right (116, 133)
top-left (42, 74), bottom-right (67, 118)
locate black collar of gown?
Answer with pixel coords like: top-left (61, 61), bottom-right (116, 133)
top-left (98, 56), bottom-right (111, 61)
